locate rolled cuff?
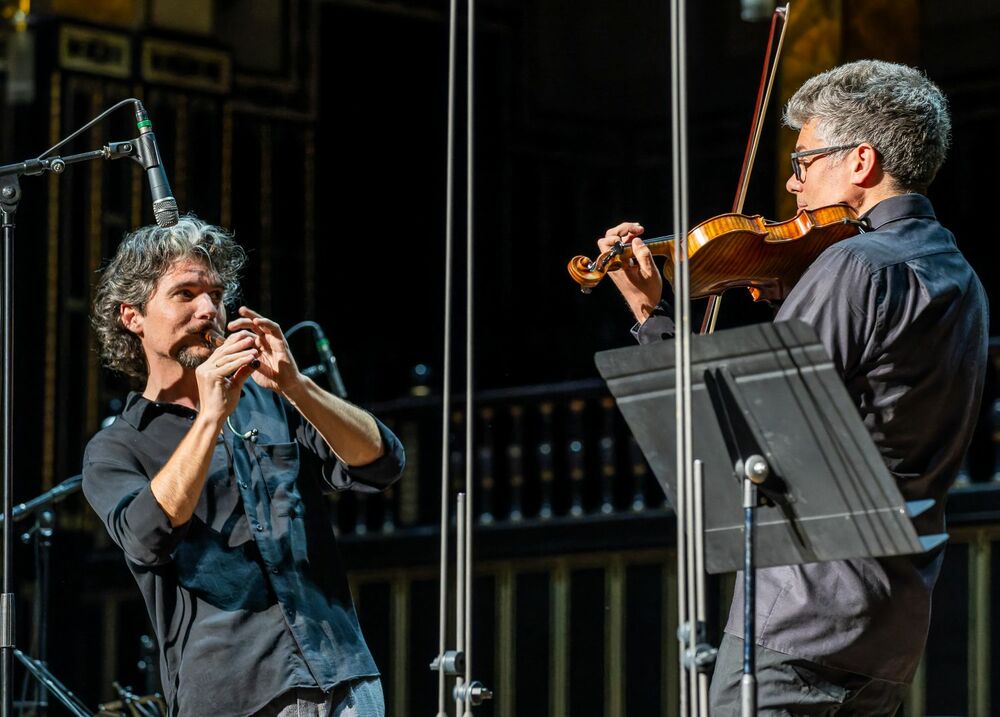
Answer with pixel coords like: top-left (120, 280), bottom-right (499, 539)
top-left (115, 483), bottom-right (189, 566)
top-left (321, 416), bottom-right (406, 493)
top-left (631, 301), bottom-right (676, 344)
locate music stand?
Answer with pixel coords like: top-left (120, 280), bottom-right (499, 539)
top-left (595, 319), bottom-right (944, 713)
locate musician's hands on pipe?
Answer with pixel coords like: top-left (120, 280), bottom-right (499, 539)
top-left (195, 330), bottom-right (258, 423)
top-left (597, 221), bottom-right (663, 323)
top-left (226, 306), bottom-right (302, 395)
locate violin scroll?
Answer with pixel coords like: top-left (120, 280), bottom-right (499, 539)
top-left (567, 255), bottom-right (602, 293)
top-left (567, 241), bottom-right (635, 293)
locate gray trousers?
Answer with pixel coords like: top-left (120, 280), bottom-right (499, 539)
top-left (253, 678), bottom-right (385, 717)
top-left (709, 634), bottom-right (907, 716)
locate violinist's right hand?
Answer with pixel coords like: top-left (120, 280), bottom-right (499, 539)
top-left (598, 221), bottom-right (662, 324)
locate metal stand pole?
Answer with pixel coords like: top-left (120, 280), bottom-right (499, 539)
top-left (741, 477), bottom-right (756, 717)
top-left (1, 185), bottom-right (19, 717)
top-left (670, 0), bottom-right (691, 712)
top-left (455, 493), bottom-right (466, 715)
top-left (693, 461), bottom-right (710, 715)
top-left (434, 0), bottom-right (459, 711)
top-left (741, 455), bottom-right (769, 717)
top-left (680, 460), bottom-right (715, 717)
top-left (670, 0), bottom-right (715, 713)
top-left (429, 0), bottom-right (491, 710)
top-left (685, 460), bottom-right (697, 711)
top-left (429, 492), bottom-right (492, 713)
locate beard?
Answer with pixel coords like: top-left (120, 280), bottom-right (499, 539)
top-left (176, 344), bottom-right (210, 369)
top-left (175, 324), bottom-right (216, 369)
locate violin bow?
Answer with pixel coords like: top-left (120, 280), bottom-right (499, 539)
top-left (700, 2), bottom-right (791, 334)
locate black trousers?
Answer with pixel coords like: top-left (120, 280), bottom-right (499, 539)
top-left (709, 634), bottom-right (908, 716)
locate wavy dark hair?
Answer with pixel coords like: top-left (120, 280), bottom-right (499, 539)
top-left (784, 60), bottom-right (951, 193)
top-left (92, 215), bottom-right (247, 381)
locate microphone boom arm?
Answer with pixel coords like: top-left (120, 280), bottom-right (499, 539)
top-left (0, 140), bottom-right (139, 180)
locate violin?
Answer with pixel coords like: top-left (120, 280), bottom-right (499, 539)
top-left (568, 4), bottom-right (827, 329)
top-left (567, 203), bottom-right (864, 302)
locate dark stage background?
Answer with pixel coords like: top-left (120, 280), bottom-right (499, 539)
top-left (0, 0), bottom-right (998, 715)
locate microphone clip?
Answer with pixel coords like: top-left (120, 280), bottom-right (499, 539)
top-left (226, 416), bottom-right (259, 443)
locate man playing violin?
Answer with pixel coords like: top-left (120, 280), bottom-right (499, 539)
top-left (600, 60), bottom-right (988, 715)
top-left (82, 216), bottom-right (404, 717)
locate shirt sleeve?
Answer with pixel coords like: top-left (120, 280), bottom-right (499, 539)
top-left (774, 244), bottom-right (879, 380)
top-left (294, 411), bottom-right (406, 494)
top-left (82, 451), bottom-right (189, 567)
top-left (632, 300), bottom-right (677, 344)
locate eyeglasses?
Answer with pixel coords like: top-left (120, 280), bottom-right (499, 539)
top-left (789, 144), bottom-right (858, 183)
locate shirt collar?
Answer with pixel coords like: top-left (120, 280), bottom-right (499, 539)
top-left (120, 391), bottom-right (197, 430)
top-left (861, 193), bottom-right (936, 231)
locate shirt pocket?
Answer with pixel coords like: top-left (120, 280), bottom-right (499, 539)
top-left (257, 441), bottom-right (303, 518)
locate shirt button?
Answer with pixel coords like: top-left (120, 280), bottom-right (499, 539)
top-left (271, 567), bottom-right (279, 574)
top-left (239, 481), bottom-right (248, 489)
top-left (255, 524), bottom-right (263, 532)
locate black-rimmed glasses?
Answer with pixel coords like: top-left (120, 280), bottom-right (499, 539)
top-left (789, 144), bottom-right (858, 182)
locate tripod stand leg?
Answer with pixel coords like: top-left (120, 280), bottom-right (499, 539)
top-left (13, 649), bottom-right (92, 717)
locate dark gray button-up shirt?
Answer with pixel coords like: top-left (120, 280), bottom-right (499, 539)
top-left (638, 194), bottom-right (988, 682)
top-left (83, 380), bottom-right (405, 716)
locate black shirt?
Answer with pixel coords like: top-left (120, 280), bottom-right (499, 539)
top-left (82, 380), bottom-right (405, 717)
top-left (638, 194), bottom-right (989, 681)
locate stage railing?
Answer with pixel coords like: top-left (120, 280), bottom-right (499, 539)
top-left (71, 341), bottom-right (1000, 716)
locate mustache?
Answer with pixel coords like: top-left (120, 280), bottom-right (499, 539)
top-left (186, 323), bottom-right (218, 338)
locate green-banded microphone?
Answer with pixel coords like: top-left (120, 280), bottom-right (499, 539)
top-left (133, 100), bottom-right (179, 227)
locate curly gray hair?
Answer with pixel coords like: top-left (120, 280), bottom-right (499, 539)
top-left (93, 215), bottom-right (247, 381)
top-left (784, 60), bottom-right (951, 193)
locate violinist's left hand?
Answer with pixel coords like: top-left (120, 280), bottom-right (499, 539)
top-left (598, 221), bottom-right (663, 323)
top-left (227, 307), bottom-right (302, 394)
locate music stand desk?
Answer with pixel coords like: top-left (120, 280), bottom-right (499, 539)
top-left (595, 319), bottom-right (944, 575)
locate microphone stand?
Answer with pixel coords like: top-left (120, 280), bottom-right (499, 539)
top-left (0, 99), bottom-right (149, 715)
top-left (0, 474), bottom-right (82, 527)
top-left (286, 321), bottom-right (349, 398)
top-left (0, 475), bottom-right (84, 716)
top-left (1, 165), bottom-right (15, 717)
top-left (1, 475), bottom-right (83, 717)
top-left (0, 476), bottom-right (89, 717)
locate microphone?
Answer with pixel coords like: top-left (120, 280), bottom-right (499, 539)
top-left (303, 325), bottom-right (348, 398)
top-left (132, 100), bottom-right (179, 228)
